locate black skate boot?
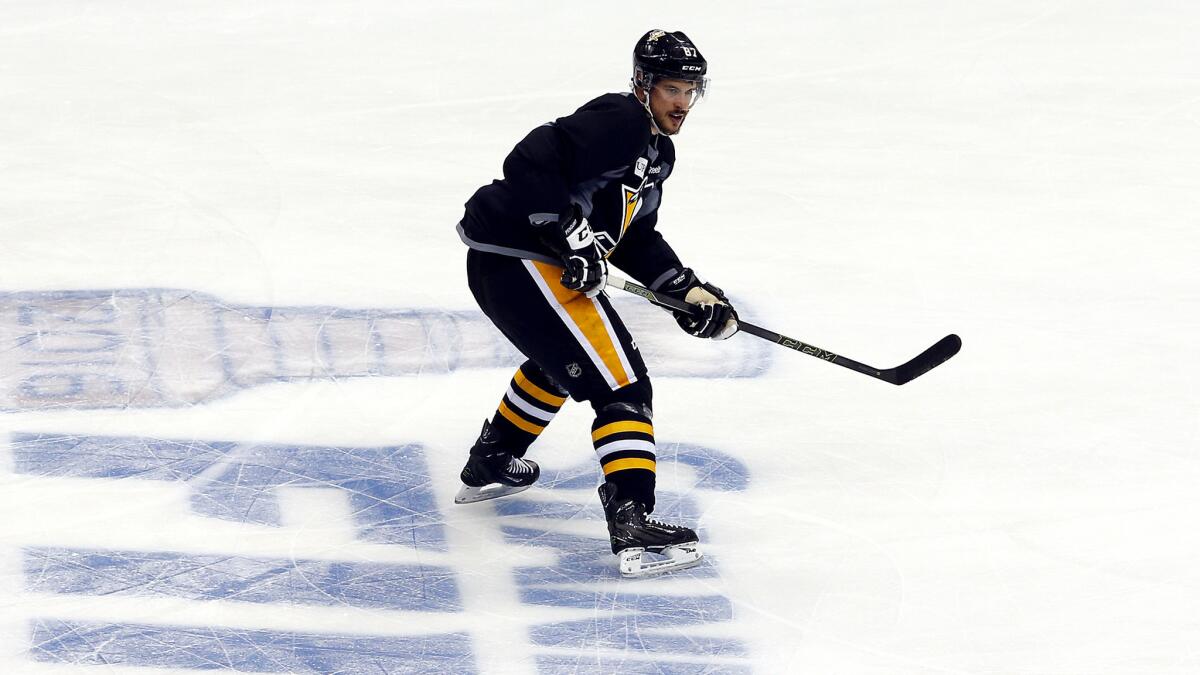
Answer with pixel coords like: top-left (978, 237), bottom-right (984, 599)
top-left (454, 421), bottom-right (540, 504)
top-left (598, 481), bottom-right (702, 578)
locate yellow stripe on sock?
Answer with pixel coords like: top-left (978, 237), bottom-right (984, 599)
top-left (602, 457), bottom-right (657, 475)
top-left (498, 400), bottom-right (545, 435)
top-left (514, 369), bottom-right (567, 407)
top-left (591, 420), bottom-right (654, 443)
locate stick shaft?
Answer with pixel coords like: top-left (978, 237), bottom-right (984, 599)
top-left (604, 274), bottom-right (960, 385)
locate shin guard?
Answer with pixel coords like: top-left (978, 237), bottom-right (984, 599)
top-left (591, 407), bottom-right (656, 511)
top-left (482, 362), bottom-right (567, 456)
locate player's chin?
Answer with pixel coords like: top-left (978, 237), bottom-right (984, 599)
top-left (663, 112), bottom-right (687, 133)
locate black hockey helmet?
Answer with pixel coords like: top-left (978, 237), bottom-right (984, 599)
top-left (632, 30), bottom-right (708, 89)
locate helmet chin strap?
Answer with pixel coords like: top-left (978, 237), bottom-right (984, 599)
top-left (633, 80), bottom-right (669, 136)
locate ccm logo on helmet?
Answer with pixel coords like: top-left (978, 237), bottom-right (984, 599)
top-left (681, 65), bottom-right (703, 72)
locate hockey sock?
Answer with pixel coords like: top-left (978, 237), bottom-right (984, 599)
top-left (591, 407), bottom-right (656, 512)
top-left (483, 362), bottom-right (567, 457)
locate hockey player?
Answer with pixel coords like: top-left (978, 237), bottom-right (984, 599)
top-left (454, 30), bottom-right (737, 578)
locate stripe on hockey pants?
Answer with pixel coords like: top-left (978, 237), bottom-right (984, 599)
top-left (525, 259), bottom-right (635, 391)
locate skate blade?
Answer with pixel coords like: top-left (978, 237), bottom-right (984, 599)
top-left (453, 482), bottom-right (532, 505)
top-left (618, 544), bottom-right (703, 578)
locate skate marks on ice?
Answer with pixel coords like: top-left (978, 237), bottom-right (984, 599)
top-left (499, 445), bottom-right (751, 673)
top-left (0, 289), bottom-right (771, 411)
top-left (11, 434), bottom-right (751, 673)
top-left (29, 621), bottom-right (474, 675)
top-left (14, 434), bottom-right (466, 672)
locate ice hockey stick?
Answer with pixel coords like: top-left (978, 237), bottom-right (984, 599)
top-left (606, 274), bottom-right (961, 385)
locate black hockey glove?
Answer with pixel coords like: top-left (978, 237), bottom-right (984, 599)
top-left (540, 204), bottom-right (607, 298)
top-left (659, 268), bottom-right (739, 340)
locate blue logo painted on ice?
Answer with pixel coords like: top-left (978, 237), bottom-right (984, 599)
top-left (0, 288), bottom-right (771, 411)
top-left (13, 433), bottom-right (752, 673)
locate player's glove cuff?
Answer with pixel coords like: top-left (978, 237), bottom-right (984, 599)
top-left (562, 253), bottom-right (607, 298)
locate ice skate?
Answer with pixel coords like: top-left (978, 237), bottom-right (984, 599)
top-left (454, 421), bottom-right (540, 504)
top-left (598, 481), bottom-right (702, 578)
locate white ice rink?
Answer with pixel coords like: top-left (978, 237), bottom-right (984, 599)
top-left (2, 1), bottom-right (1199, 673)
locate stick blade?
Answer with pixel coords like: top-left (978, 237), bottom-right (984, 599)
top-left (881, 334), bottom-right (962, 385)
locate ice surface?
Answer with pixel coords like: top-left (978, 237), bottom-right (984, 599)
top-left (2, 1), bottom-right (1199, 673)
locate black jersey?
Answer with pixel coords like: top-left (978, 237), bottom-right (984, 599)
top-left (458, 92), bottom-right (685, 290)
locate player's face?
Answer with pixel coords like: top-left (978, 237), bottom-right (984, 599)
top-left (647, 78), bottom-right (704, 135)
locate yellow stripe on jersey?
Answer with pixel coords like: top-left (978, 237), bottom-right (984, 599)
top-left (498, 400), bottom-right (545, 435)
top-left (621, 185), bottom-right (641, 235)
top-left (602, 457), bottom-right (657, 475)
top-left (591, 420), bottom-right (654, 443)
top-left (530, 260), bottom-right (632, 388)
top-left (514, 368), bottom-right (567, 407)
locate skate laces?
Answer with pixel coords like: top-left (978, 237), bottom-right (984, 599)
top-left (630, 503), bottom-right (674, 529)
top-left (644, 513), bottom-right (673, 528)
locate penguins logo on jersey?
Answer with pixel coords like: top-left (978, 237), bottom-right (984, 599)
top-left (621, 184), bottom-right (644, 234)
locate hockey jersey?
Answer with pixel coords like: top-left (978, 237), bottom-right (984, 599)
top-left (457, 92), bottom-right (685, 290)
